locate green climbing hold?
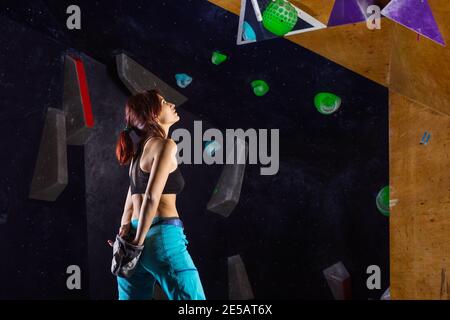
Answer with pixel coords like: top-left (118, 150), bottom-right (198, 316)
top-left (262, 0), bottom-right (298, 36)
top-left (376, 186), bottom-right (390, 217)
top-left (314, 92), bottom-right (342, 115)
top-left (211, 51), bottom-right (228, 65)
top-left (251, 80), bottom-right (270, 97)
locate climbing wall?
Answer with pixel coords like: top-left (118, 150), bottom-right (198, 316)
top-left (209, 0), bottom-right (450, 299)
top-left (389, 4), bottom-right (450, 117)
top-left (390, 91), bottom-right (450, 299)
top-left (211, 0), bottom-right (391, 86)
top-left (1, 0), bottom-right (447, 300)
top-left (388, 1), bottom-right (450, 299)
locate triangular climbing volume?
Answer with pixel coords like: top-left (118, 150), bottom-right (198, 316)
top-left (328, 0), bottom-right (377, 27)
top-left (381, 0), bottom-right (445, 46)
top-left (237, 0), bottom-right (326, 45)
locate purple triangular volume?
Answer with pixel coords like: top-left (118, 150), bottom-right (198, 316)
top-left (328, 0), bottom-right (375, 27)
top-left (381, 0), bottom-right (445, 46)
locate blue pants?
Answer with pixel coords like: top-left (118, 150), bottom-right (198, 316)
top-left (117, 217), bottom-right (206, 300)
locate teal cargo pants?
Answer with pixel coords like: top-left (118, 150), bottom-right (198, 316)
top-left (117, 217), bottom-right (206, 300)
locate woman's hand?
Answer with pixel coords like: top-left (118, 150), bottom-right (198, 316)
top-left (107, 237), bottom-right (142, 247)
top-left (119, 222), bottom-right (131, 238)
top-left (130, 238), bottom-right (143, 246)
top-left (107, 223), bottom-right (131, 247)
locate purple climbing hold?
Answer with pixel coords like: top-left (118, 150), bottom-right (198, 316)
top-left (381, 0), bottom-right (445, 46)
top-left (328, 0), bottom-right (376, 27)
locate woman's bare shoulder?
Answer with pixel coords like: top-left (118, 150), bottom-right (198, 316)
top-left (142, 137), bottom-right (176, 159)
top-left (140, 138), bottom-right (176, 172)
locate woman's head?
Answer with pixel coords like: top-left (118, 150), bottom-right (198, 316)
top-left (115, 89), bottom-right (180, 165)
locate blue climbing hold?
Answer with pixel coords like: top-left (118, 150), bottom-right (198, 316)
top-left (204, 140), bottom-right (221, 157)
top-left (175, 73), bottom-right (193, 88)
top-left (243, 21), bottom-right (256, 41)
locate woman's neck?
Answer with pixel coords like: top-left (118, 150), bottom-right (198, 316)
top-left (160, 124), bottom-right (170, 139)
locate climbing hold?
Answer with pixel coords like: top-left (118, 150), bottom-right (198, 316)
top-left (29, 108), bottom-right (68, 201)
top-left (262, 0), bottom-right (298, 36)
top-left (420, 131), bottom-right (431, 145)
top-left (243, 21), bottom-right (257, 41)
top-left (327, 0), bottom-right (370, 27)
top-left (376, 186), bottom-right (389, 217)
top-left (251, 80), bottom-right (269, 97)
top-left (381, 0), bottom-right (445, 46)
top-left (175, 73), bottom-right (193, 88)
top-left (389, 199), bottom-right (398, 208)
top-left (207, 138), bottom-right (248, 218)
top-left (380, 287), bottom-right (390, 300)
top-left (323, 261), bottom-right (352, 300)
top-left (211, 51), bottom-right (228, 65)
top-left (314, 92), bottom-right (342, 115)
top-left (228, 255), bottom-right (255, 300)
top-left (204, 140), bottom-right (221, 157)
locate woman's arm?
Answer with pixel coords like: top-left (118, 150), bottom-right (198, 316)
top-left (132, 139), bottom-right (177, 245)
top-left (120, 158), bottom-right (135, 226)
top-left (108, 181), bottom-right (133, 245)
top-left (120, 187), bottom-right (133, 226)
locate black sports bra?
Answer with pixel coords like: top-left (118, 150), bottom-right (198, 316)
top-left (129, 138), bottom-right (185, 195)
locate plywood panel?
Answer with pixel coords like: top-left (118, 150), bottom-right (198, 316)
top-left (208, 0), bottom-right (390, 86)
top-left (209, 0), bottom-right (241, 15)
top-left (389, 0), bottom-right (450, 116)
top-left (390, 91), bottom-right (450, 299)
top-left (291, 0), bottom-right (335, 25)
top-left (288, 19), bottom-right (392, 86)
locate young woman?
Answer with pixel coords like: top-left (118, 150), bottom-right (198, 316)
top-left (112, 89), bottom-right (205, 300)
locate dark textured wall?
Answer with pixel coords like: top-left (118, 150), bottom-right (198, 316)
top-left (0, 0), bottom-right (389, 299)
top-left (0, 15), bottom-right (88, 299)
top-left (82, 54), bottom-right (129, 300)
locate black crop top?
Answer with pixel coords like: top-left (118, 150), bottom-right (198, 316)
top-left (129, 138), bottom-right (185, 195)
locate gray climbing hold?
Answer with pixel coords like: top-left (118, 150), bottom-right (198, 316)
top-left (206, 137), bottom-right (248, 217)
top-left (380, 287), bottom-right (390, 300)
top-left (63, 55), bottom-right (93, 145)
top-left (29, 108), bottom-right (68, 201)
top-left (116, 53), bottom-right (187, 106)
top-left (228, 254), bottom-right (254, 300)
top-left (323, 261), bottom-right (352, 300)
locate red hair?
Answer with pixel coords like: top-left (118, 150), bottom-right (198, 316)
top-left (115, 89), bottom-right (166, 165)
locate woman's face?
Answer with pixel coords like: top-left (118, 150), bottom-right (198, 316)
top-left (156, 94), bottom-right (179, 125)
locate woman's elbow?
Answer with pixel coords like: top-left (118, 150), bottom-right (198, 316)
top-left (144, 192), bottom-right (159, 205)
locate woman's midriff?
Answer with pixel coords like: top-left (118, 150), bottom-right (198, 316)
top-left (131, 193), bottom-right (179, 220)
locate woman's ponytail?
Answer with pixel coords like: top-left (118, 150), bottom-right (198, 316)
top-left (115, 128), bottom-right (134, 166)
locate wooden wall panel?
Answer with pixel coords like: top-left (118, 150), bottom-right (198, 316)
top-left (389, 0), bottom-right (450, 116)
top-left (390, 91), bottom-right (450, 299)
